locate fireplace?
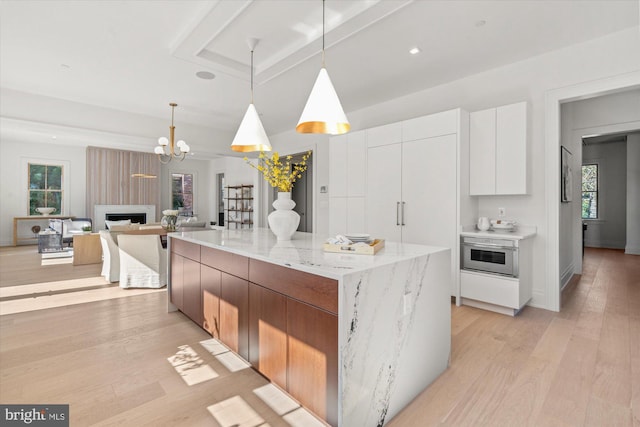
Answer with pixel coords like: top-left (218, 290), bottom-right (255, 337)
top-left (94, 205), bottom-right (156, 230)
top-left (105, 213), bottom-right (146, 224)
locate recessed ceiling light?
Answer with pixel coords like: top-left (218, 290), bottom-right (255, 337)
top-left (60, 64), bottom-right (71, 69)
top-left (409, 47), bottom-right (421, 55)
top-left (51, 136), bottom-right (57, 139)
top-left (196, 71), bottom-right (216, 80)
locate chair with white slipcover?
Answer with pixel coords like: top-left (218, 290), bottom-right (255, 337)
top-left (117, 234), bottom-right (167, 289)
top-left (99, 230), bottom-right (120, 283)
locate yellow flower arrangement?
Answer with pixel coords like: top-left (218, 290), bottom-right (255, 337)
top-left (244, 150), bottom-right (311, 192)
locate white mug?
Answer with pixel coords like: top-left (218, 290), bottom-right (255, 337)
top-left (477, 217), bottom-right (490, 231)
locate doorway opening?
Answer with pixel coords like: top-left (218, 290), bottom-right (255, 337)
top-left (216, 173), bottom-right (225, 227)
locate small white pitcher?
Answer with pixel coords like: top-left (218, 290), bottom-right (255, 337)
top-left (477, 217), bottom-right (490, 231)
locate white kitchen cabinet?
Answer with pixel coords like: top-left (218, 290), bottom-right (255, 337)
top-left (365, 109), bottom-right (473, 302)
top-left (469, 101), bottom-right (527, 195)
top-left (329, 130), bottom-right (366, 235)
top-left (329, 135), bottom-right (348, 197)
top-left (328, 197), bottom-right (347, 237)
top-left (402, 109), bottom-right (458, 142)
top-left (366, 143), bottom-right (402, 242)
top-left (460, 235), bottom-right (533, 316)
top-left (401, 135), bottom-right (457, 249)
top-left (469, 109), bottom-right (496, 195)
top-left (346, 131), bottom-right (366, 197)
top-left (366, 122), bottom-right (402, 148)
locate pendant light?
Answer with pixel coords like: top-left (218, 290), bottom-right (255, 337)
top-left (155, 103), bottom-right (190, 164)
top-left (231, 38), bottom-right (272, 153)
top-left (296, 0), bottom-right (350, 135)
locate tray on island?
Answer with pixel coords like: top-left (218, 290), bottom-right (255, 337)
top-left (323, 239), bottom-right (385, 255)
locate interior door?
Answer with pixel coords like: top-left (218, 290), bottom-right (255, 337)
top-left (402, 134), bottom-right (457, 248)
top-left (366, 143), bottom-right (402, 242)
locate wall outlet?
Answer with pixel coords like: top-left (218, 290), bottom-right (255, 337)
top-left (498, 207), bottom-right (506, 217)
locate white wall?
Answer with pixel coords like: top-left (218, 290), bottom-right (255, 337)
top-left (269, 27), bottom-right (640, 310)
top-left (626, 134), bottom-right (640, 255)
top-left (0, 138), bottom-right (86, 246)
top-left (583, 141), bottom-right (628, 249)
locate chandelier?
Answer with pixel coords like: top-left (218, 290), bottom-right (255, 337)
top-left (155, 103), bottom-right (190, 163)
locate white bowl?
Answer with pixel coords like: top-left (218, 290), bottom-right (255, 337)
top-left (36, 207), bottom-right (55, 216)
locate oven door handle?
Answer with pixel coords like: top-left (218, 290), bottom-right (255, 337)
top-left (463, 242), bottom-right (516, 250)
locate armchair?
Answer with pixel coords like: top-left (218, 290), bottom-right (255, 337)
top-left (117, 234), bottom-right (167, 289)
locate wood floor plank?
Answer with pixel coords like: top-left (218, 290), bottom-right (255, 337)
top-left (584, 395), bottom-right (633, 427)
top-left (590, 312), bottom-right (631, 406)
top-left (534, 335), bottom-right (599, 426)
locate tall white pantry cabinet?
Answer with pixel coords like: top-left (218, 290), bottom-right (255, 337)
top-left (329, 108), bottom-right (476, 301)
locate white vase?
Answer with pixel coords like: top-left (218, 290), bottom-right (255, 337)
top-left (268, 192), bottom-right (300, 241)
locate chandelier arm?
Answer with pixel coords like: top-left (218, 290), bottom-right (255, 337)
top-left (157, 154), bottom-right (171, 165)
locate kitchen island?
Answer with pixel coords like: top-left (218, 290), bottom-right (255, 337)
top-left (168, 228), bottom-right (451, 427)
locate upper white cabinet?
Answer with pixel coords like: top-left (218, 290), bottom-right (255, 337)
top-left (367, 122), bottom-right (402, 148)
top-left (402, 109), bottom-right (459, 142)
top-left (469, 101), bottom-right (527, 195)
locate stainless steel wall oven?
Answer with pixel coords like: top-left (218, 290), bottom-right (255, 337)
top-left (461, 236), bottom-right (519, 278)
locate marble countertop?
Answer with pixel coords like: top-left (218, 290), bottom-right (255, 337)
top-left (459, 225), bottom-right (537, 240)
top-left (169, 227), bottom-right (448, 280)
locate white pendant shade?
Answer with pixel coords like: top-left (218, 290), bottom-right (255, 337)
top-left (296, 67), bottom-right (350, 135)
top-left (231, 103), bottom-right (272, 152)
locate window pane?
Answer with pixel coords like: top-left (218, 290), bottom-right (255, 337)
top-left (29, 191), bottom-right (46, 215)
top-left (29, 164), bottom-right (46, 189)
top-left (172, 174), bottom-right (183, 193)
top-left (47, 166), bottom-right (62, 190)
top-left (582, 165), bottom-right (597, 191)
top-left (182, 194), bottom-right (193, 212)
top-left (46, 191), bottom-right (62, 213)
top-left (183, 174), bottom-right (193, 193)
top-left (582, 191), bottom-right (597, 219)
top-left (172, 194), bottom-right (184, 209)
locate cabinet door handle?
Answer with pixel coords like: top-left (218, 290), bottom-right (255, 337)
top-left (402, 201), bottom-right (406, 226)
top-left (396, 202), bottom-right (400, 226)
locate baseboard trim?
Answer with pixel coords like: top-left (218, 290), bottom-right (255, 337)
top-left (625, 245), bottom-right (640, 255)
top-left (560, 263), bottom-right (575, 290)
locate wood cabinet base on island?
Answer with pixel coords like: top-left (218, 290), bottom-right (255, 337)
top-left (168, 229), bottom-right (452, 427)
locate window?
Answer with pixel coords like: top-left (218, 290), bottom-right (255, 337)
top-left (581, 164), bottom-right (598, 219)
top-left (28, 163), bottom-right (63, 215)
top-left (172, 173), bottom-right (193, 215)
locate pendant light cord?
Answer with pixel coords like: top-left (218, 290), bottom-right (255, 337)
top-left (250, 49), bottom-right (254, 104)
top-left (322, 0), bottom-right (326, 67)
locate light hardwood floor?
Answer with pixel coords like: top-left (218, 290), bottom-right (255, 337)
top-left (0, 247), bottom-right (638, 426)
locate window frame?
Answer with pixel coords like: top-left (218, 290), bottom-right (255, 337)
top-left (581, 162), bottom-right (599, 220)
top-left (22, 158), bottom-right (70, 216)
top-left (171, 172), bottom-right (195, 215)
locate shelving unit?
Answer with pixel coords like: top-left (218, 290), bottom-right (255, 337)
top-left (225, 185), bottom-right (253, 229)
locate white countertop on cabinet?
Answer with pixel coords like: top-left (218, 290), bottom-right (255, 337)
top-left (460, 225), bottom-right (537, 240)
top-left (170, 227), bottom-right (448, 280)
